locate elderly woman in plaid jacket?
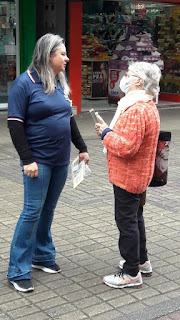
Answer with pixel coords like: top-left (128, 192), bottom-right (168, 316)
top-left (95, 62), bottom-right (161, 289)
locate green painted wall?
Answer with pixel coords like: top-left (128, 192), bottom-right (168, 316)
top-left (19, 0), bottom-right (36, 73)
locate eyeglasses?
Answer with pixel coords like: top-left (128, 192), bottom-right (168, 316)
top-left (125, 72), bottom-right (140, 79)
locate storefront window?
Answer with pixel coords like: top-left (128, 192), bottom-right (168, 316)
top-left (82, 0), bottom-right (180, 104)
top-left (0, 0), bottom-right (16, 105)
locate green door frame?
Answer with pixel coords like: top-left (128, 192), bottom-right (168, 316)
top-left (19, 0), bottom-right (36, 73)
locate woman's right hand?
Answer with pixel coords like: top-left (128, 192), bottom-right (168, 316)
top-left (95, 121), bottom-right (108, 137)
top-left (23, 162), bottom-right (38, 178)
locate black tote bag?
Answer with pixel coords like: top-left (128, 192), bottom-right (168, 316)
top-left (149, 131), bottom-right (171, 187)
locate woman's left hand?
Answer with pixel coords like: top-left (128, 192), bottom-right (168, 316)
top-left (79, 152), bottom-right (89, 164)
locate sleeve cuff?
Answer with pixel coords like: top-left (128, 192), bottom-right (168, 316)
top-left (22, 157), bottom-right (35, 165)
top-left (79, 146), bottom-right (88, 153)
top-left (101, 128), bottom-right (113, 140)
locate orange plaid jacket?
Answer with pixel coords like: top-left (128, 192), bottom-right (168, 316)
top-left (103, 100), bottom-right (160, 194)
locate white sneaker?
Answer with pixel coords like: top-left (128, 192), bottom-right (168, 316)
top-left (136, 41), bottom-right (146, 46)
top-left (103, 272), bottom-right (142, 289)
top-left (119, 260), bottom-right (152, 276)
top-left (152, 51), bottom-right (161, 56)
top-left (125, 45), bottom-right (133, 51)
top-left (118, 35), bottom-right (126, 41)
top-left (115, 44), bottom-right (125, 51)
top-left (129, 35), bottom-right (139, 41)
top-left (112, 54), bottom-right (118, 60)
top-left (121, 56), bottom-right (133, 61)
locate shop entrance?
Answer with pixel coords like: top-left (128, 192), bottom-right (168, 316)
top-left (81, 0), bottom-right (180, 110)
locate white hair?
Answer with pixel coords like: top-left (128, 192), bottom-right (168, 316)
top-left (29, 33), bottom-right (70, 95)
top-left (128, 62), bottom-right (161, 97)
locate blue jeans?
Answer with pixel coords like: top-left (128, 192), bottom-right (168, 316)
top-left (7, 163), bottom-right (68, 281)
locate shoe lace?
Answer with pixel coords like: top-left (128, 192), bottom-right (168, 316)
top-left (114, 272), bottom-right (123, 278)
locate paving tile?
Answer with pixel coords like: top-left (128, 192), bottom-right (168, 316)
top-left (16, 312), bottom-right (49, 320)
top-left (165, 290), bottom-right (180, 299)
top-left (117, 301), bottom-right (146, 314)
top-left (108, 295), bottom-right (137, 308)
top-left (0, 298), bottom-right (31, 312)
top-left (7, 306), bottom-right (40, 318)
top-left (131, 287), bottom-right (160, 300)
top-left (44, 303), bottom-right (76, 318)
top-left (27, 290), bottom-right (58, 303)
top-left (77, 277), bottom-right (103, 289)
top-left (98, 289), bottom-right (126, 301)
top-left (143, 275), bottom-right (168, 286)
top-left (0, 313), bottom-right (11, 320)
top-left (143, 294), bottom-right (170, 306)
top-left (91, 309), bottom-right (122, 320)
top-left (0, 292), bottom-right (22, 304)
top-left (35, 296), bottom-right (66, 310)
top-left (155, 281), bottom-right (180, 294)
top-left (73, 296), bottom-right (102, 309)
top-left (62, 289), bottom-right (93, 302)
top-left (53, 310), bottom-right (88, 320)
top-left (83, 302), bottom-right (113, 317)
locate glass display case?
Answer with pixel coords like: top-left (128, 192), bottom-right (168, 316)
top-left (0, 0), bottom-right (17, 107)
top-left (82, 1), bottom-right (180, 103)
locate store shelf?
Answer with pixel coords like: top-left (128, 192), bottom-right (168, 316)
top-left (82, 60), bottom-right (108, 99)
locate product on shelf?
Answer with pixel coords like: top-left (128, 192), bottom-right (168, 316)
top-left (82, 2), bottom-right (180, 100)
top-left (82, 34), bottom-right (110, 60)
top-left (0, 1), bottom-right (16, 103)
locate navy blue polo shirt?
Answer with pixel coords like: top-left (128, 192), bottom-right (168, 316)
top-left (8, 68), bottom-right (72, 166)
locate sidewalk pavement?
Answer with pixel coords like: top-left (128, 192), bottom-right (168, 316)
top-left (81, 98), bottom-right (180, 112)
top-left (0, 107), bottom-right (180, 320)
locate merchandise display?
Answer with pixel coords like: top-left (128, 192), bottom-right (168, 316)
top-left (0, 1), bottom-right (16, 104)
top-left (158, 6), bottom-right (180, 94)
top-left (82, 1), bottom-right (180, 103)
top-left (82, 34), bottom-right (110, 98)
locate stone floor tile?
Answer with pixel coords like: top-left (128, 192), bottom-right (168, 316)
top-left (27, 290), bottom-right (58, 303)
top-left (62, 289), bottom-right (93, 302)
top-left (155, 281), bottom-right (180, 294)
top-left (91, 309), bottom-right (122, 320)
top-left (44, 303), bottom-right (76, 318)
top-left (98, 289), bottom-right (125, 301)
top-left (39, 296), bottom-right (65, 312)
top-left (131, 287), bottom-right (160, 301)
top-left (7, 305), bottom-right (40, 318)
top-left (165, 290), bottom-right (180, 299)
top-left (117, 301), bottom-right (146, 314)
top-left (108, 295), bottom-right (137, 308)
top-left (17, 312), bottom-right (50, 320)
top-left (0, 298), bottom-right (30, 312)
top-left (83, 302), bottom-right (113, 317)
top-left (73, 296), bottom-right (102, 309)
top-left (53, 310), bottom-right (88, 320)
top-left (143, 294), bottom-right (170, 306)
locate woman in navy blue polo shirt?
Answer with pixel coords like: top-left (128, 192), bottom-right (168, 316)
top-left (7, 33), bottom-right (89, 292)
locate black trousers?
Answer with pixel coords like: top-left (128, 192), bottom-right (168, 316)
top-left (113, 185), bottom-right (148, 277)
